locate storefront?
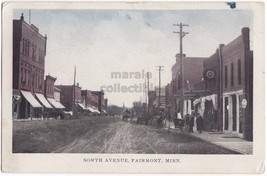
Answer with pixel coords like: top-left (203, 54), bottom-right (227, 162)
top-left (20, 90), bottom-right (43, 119)
top-left (222, 89), bottom-right (244, 137)
top-left (12, 89), bottom-right (21, 119)
top-left (35, 93), bottom-right (53, 113)
top-left (193, 94), bottom-right (218, 131)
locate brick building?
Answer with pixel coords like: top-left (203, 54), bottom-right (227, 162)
top-left (167, 54), bottom-right (208, 118)
top-left (12, 13), bottom-right (47, 119)
top-left (193, 50), bottom-right (221, 131)
top-left (91, 90), bottom-right (105, 113)
top-left (44, 75), bottom-right (65, 110)
top-left (221, 28), bottom-right (253, 141)
top-left (81, 90), bottom-right (100, 113)
top-left (193, 27), bottom-right (253, 141)
top-left (55, 84), bottom-right (81, 112)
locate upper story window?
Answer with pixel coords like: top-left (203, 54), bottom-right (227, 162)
top-left (231, 62), bottom-right (234, 86)
top-left (238, 59), bottom-right (241, 85)
top-left (224, 65), bottom-right (228, 88)
top-left (32, 44), bottom-right (36, 61)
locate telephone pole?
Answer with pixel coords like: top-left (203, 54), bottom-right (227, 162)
top-left (147, 72), bottom-right (150, 112)
top-left (173, 23), bottom-right (188, 119)
top-left (73, 65), bottom-right (76, 118)
top-left (156, 66), bottom-right (164, 112)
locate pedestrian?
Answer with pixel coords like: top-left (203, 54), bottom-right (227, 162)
top-left (196, 113), bottom-right (203, 133)
top-left (189, 114), bottom-right (194, 133)
top-left (185, 114), bottom-right (189, 131)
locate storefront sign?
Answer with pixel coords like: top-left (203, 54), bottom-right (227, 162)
top-left (241, 99), bottom-right (247, 108)
top-left (204, 69), bottom-right (215, 80)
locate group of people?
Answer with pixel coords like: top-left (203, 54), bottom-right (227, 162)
top-left (185, 113), bottom-right (203, 133)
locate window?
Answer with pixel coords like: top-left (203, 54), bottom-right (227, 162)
top-left (231, 63), bottom-right (234, 86)
top-left (32, 44), bottom-right (36, 61)
top-left (22, 39), bottom-right (26, 55)
top-left (28, 70), bottom-right (30, 86)
top-left (238, 59), bottom-right (241, 85)
top-left (224, 65), bottom-right (228, 88)
top-left (21, 68), bottom-right (23, 82)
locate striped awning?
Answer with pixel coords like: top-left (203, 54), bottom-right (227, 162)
top-left (47, 98), bottom-right (65, 109)
top-left (35, 93), bottom-right (53, 108)
top-left (21, 91), bottom-right (42, 108)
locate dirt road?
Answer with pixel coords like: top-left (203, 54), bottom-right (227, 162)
top-left (13, 116), bottom-right (239, 154)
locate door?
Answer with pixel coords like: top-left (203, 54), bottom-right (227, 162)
top-left (224, 97), bottom-right (229, 130)
top-left (232, 95), bottom-right (237, 131)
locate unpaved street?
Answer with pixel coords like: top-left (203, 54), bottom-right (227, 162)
top-left (13, 116), bottom-right (239, 154)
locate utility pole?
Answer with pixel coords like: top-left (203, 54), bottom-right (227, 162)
top-left (73, 65), bottom-right (76, 118)
top-left (156, 66), bottom-right (164, 112)
top-left (147, 72), bottom-right (150, 112)
top-left (144, 78), bottom-right (147, 105)
top-left (173, 23), bottom-right (188, 119)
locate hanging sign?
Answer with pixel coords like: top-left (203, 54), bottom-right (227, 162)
top-left (204, 69), bottom-right (215, 80)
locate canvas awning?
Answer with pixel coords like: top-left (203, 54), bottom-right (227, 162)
top-left (87, 106), bottom-right (100, 113)
top-left (47, 98), bottom-right (65, 109)
top-left (94, 109), bottom-right (100, 114)
top-left (21, 90), bottom-right (42, 108)
top-left (35, 93), bottom-right (53, 108)
top-left (87, 106), bottom-right (95, 112)
top-left (77, 103), bottom-right (86, 110)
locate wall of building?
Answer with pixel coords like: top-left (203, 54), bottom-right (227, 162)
top-left (221, 27), bottom-right (253, 140)
top-left (54, 89), bottom-right (61, 102)
top-left (81, 90), bottom-right (99, 109)
top-left (13, 15), bottom-right (47, 94)
top-left (44, 75), bottom-right (56, 98)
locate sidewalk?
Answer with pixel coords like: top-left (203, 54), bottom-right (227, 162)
top-left (164, 120), bottom-right (253, 154)
top-left (186, 130), bottom-right (253, 154)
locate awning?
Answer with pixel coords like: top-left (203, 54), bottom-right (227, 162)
top-left (21, 90), bottom-right (42, 108)
top-left (87, 106), bottom-right (100, 113)
top-left (77, 103), bottom-right (86, 110)
top-left (87, 106), bottom-right (95, 112)
top-left (35, 93), bottom-right (53, 108)
top-left (95, 110), bottom-right (100, 113)
top-left (47, 98), bottom-right (65, 109)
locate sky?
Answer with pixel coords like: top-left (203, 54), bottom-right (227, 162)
top-left (13, 9), bottom-right (253, 107)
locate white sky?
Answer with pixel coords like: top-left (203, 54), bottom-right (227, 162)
top-left (13, 9), bottom-right (253, 107)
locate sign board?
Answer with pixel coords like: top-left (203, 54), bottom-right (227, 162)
top-left (241, 99), bottom-right (247, 109)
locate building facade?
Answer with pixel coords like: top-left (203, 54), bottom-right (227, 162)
top-left (13, 13), bottom-right (47, 119)
top-left (81, 90), bottom-right (99, 113)
top-left (192, 27), bottom-right (253, 141)
top-left (168, 54), bottom-right (207, 118)
top-left (55, 84), bottom-right (81, 112)
top-left (221, 28), bottom-right (253, 140)
top-left (91, 90), bottom-right (105, 113)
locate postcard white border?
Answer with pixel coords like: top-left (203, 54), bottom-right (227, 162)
top-left (1, 2), bottom-right (265, 174)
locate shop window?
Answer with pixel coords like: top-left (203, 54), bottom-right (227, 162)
top-left (238, 59), bottom-right (241, 85)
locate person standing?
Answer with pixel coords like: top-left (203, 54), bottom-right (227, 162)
top-left (196, 113), bottom-right (203, 133)
top-left (189, 114), bottom-right (194, 133)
